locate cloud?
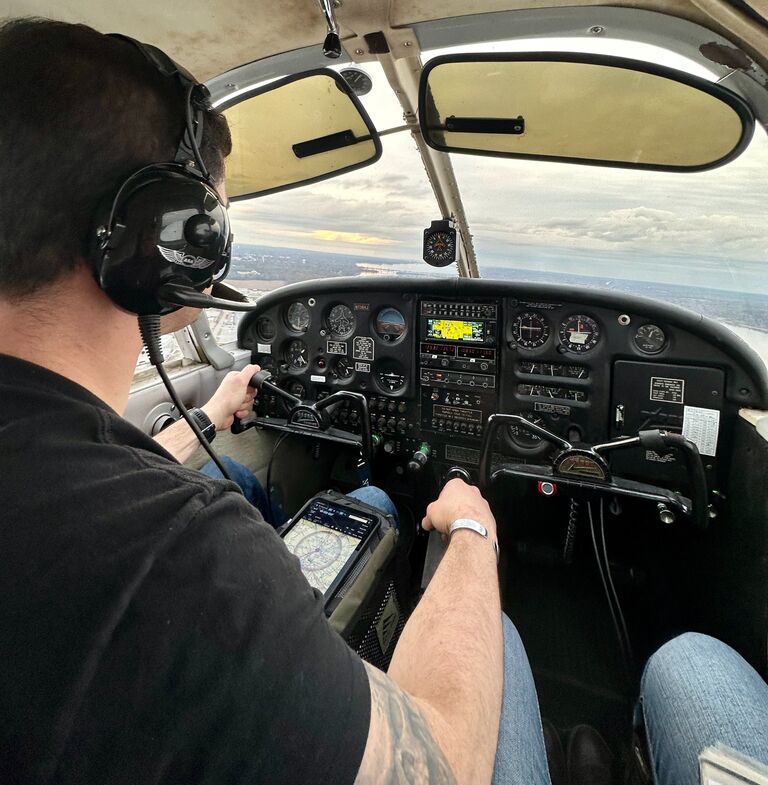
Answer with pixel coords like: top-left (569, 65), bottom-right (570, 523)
top-left (312, 230), bottom-right (399, 246)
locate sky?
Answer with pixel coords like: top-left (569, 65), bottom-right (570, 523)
top-left (227, 38), bottom-right (768, 295)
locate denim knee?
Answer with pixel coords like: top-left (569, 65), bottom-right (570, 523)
top-left (641, 632), bottom-right (727, 697)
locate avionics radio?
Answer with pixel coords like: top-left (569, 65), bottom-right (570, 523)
top-left (419, 300), bottom-right (500, 442)
top-left (419, 300), bottom-right (498, 373)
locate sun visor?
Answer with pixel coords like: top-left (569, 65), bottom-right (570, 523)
top-left (220, 69), bottom-right (382, 200)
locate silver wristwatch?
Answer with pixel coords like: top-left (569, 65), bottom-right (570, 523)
top-left (449, 518), bottom-right (499, 563)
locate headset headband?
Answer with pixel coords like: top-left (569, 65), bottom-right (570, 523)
top-left (106, 33), bottom-right (212, 181)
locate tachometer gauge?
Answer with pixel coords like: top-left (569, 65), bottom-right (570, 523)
top-left (333, 357), bottom-right (353, 380)
top-left (508, 414), bottom-right (547, 449)
top-left (634, 324), bottom-right (667, 354)
top-left (285, 302), bottom-right (310, 332)
top-left (374, 307), bottom-right (406, 342)
top-left (511, 312), bottom-right (550, 349)
top-left (284, 339), bottom-right (308, 369)
top-left (255, 316), bottom-right (276, 343)
top-left (327, 304), bottom-right (355, 338)
top-left (559, 315), bottom-right (600, 353)
top-left (375, 361), bottom-right (407, 392)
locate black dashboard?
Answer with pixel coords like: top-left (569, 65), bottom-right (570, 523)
top-left (238, 277), bottom-right (767, 496)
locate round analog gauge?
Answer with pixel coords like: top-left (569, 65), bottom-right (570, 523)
top-left (375, 361), bottom-right (407, 393)
top-left (327, 304), bottom-right (356, 338)
top-left (559, 315), bottom-right (601, 353)
top-left (512, 312), bottom-right (550, 349)
top-left (634, 324), bottom-right (666, 354)
top-left (255, 316), bottom-right (276, 343)
top-left (285, 301), bottom-right (310, 332)
top-left (340, 67), bottom-right (373, 96)
top-left (256, 354), bottom-right (277, 375)
top-left (283, 379), bottom-right (306, 399)
top-left (508, 414), bottom-right (547, 449)
top-left (374, 307), bottom-right (406, 342)
top-left (333, 357), bottom-right (353, 381)
top-left (284, 339), bottom-right (309, 369)
top-left (424, 231), bottom-right (456, 265)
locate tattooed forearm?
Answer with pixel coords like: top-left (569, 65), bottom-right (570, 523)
top-left (354, 662), bottom-right (457, 785)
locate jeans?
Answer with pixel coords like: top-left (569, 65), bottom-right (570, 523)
top-left (201, 456), bottom-right (273, 521)
top-left (639, 632), bottom-right (768, 785)
top-left (492, 614), bottom-right (552, 784)
top-left (200, 458), bottom-right (399, 528)
top-left (473, 624), bottom-right (768, 785)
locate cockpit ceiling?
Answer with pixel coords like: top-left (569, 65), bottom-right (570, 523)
top-left (2, 0), bottom-right (767, 80)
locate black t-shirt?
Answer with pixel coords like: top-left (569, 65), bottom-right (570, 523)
top-left (0, 354), bottom-right (371, 784)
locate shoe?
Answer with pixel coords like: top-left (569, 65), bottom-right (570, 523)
top-left (567, 724), bottom-right (614, 785)
top-left (542, 719), bottom-right (567, 785)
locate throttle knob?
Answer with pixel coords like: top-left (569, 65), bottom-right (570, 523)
top-left (445, 466), bottom-right (471, 483)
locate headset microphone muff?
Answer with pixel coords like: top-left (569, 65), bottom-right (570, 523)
top-left (92, 163), bottom-right (230, 316)
top-left (90, 34), bottom-right (232, 317)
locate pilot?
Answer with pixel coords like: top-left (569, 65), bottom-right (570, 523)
top-left (1, 17), bottom-right (766, 785)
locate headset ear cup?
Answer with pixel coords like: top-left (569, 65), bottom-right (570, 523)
top-left (92, 165), bottom-right (230, 316)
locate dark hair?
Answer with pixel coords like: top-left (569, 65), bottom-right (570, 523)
top-left (0, 18), bottom-right (232, 298)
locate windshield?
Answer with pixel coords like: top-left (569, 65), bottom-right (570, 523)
top-left (223, 40), bottom-right (768, 359)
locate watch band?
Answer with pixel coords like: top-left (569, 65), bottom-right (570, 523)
top-left (449, 518), bottom-right (499, 563)
top-left (188, 407), bottom-right (216, 443)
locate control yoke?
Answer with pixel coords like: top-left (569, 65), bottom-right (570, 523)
top-left (231, 370), bottom-right (374, 462)
top-left (478, 414), bottom-right (710, 528)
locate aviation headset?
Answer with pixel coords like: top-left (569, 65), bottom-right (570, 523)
top-left (90, 34), bottom-right (232, 316)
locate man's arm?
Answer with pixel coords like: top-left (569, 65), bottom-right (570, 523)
top-left (355, 480), bottom-right (502, 785)
top-left (153, 363), bottom-right (260, 463)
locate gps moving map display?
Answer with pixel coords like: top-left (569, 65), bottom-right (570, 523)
top-left (282, 497), bottom-right (379, 596)
top-left (426, 318), bottom-right (484, 342)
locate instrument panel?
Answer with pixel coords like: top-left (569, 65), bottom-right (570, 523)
top-left (238, 278), bottom-right (766, 494)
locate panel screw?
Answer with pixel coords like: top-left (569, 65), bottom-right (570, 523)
top-left (739, 387), bottom-right (750, 395)
top-left (404, 41), bottom-right (413, 47)
top-left (589, 25), bottom-right (606, 35)
top-left (354, 48), bottom-right (364, 55)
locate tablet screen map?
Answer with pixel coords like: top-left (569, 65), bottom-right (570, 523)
top-left (283, 518), bottom-right (360, 594)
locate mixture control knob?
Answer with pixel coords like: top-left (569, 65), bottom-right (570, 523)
top-left (408, 442), bottom-right (431, 473)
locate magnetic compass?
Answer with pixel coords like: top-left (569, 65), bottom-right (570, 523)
top-left (423, 219), bottom-right (460, 267)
